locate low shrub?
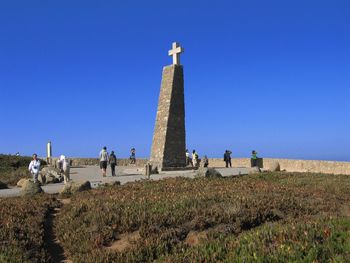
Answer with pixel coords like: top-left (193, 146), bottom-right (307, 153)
top-left (0, 195), bottom-right (60, 262)
top-left (0, 155), bottom-right (47, 186)
top-left (162, 217), bottom-right (350, 262)
top-left (55, 173), bottom-right (350, 262)
top-left (0, 167), bottom-right (31, 186)
top-left (1, 172), bottom-right (349, 262)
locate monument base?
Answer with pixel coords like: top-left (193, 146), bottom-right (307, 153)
top-left (150, 64), bottom-right (186, 171)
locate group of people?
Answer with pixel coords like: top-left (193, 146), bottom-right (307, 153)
top-left (224, 150), bottom-right (259, 168)
top-left (184, 149), bottom-right (259, 169)
top-left (185, 149), bottom-right (209, 168)
top-left (28, 146), bottom-right (137, 184)
top-left (99, 147), bottom-right (117, 177)
top-left (28, 153), bottom-right (71, 184)
top-left (28, 148), bottom-right (259, 183)
top-left (99, 147), bottom-right (136, 177)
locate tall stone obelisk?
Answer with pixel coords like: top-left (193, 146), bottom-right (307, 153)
top-left (150, 42), bottom-right (186, 170)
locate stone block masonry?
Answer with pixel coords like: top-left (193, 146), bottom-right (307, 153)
top-left (207, 158), bottom-right (350, 175)
top-left (150, 64), bottom-right (186, 170)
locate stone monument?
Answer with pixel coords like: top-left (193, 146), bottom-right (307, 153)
top-left (150, 42), bottom-right (186, 170)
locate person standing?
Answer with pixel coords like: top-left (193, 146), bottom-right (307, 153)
top-left (202, 155), bottom-right (209, 167)
top-left (99, 146), bottom-right (109, 177)
top-left (130, 148), bottom-right (136, 164)
top-left (109, 151), bottom-right (117, 176)
top-left (185, 149), bottom-right (192, 167)
top-left (192, 150), bottom-right (198, 167)
top-left (28, 154), bottom-right (40, 183)
top-left (224, 150), bottom-right (232, 168)
top-left (251, 150), bottom-right (258, 167)
top-left (58, 155), bottom-right (70, 184)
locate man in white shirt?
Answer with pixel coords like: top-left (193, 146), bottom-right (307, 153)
top-left (28, 154), bottom-right (41, 183)
top-left (99, 146), bottom-right (109, 177)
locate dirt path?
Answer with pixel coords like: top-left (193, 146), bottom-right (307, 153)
top-left (44, 198), bottom-right (72, 263)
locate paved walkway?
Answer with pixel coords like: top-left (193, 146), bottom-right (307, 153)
top-left (0, 166), bottom-right (249, 198)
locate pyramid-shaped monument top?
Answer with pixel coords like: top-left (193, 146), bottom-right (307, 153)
top-left (168, 42), bottom-right (184, 65)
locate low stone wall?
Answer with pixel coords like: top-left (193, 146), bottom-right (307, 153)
top-left (61, 158), bottom-right (149, 167)
top-left (54, 157), bottom-right (350, 175)
top-left (208, 158), bottom-right (350, 175)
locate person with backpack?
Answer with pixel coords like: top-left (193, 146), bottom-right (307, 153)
top-left (224, 150), bottom-right (232, 168)
top-left (99, 146), bottom-right (109, 177)
top-left (109, 151), bottom-right (117, 176)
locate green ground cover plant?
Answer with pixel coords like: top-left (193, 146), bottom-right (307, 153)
top-left (0, 155), bottom-right (47, 186)
top-left (0, 172), bottom-right (349, 262)
top-left (54, 172), bottom-right (350, 262)
top-left (0, 195), bottom-right (60, 263)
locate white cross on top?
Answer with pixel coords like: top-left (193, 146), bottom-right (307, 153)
top-left (168, 42), bottom-right (184, 65)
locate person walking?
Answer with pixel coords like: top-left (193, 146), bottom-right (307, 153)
top-left (192, 150), bottom-right (199, 167)
top-left (58, 155), bottom-right (70, 184)
top-left (130, 148), bottom-right (136, 164)
top-left (99, 146), bottom-right (109, 177)
top-left (109, 151), bottom-right (117, 176)
top-left (224, 150), bottom-right (232, 168)
top-left (28, 153), bottom-right (40, 183)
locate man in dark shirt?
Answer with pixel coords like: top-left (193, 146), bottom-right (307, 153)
top-left (130, 148), bottom-right (136, 164)
top-left (224, 150), bottom-right (232, 168)
top-left (109, 151), bottom-right (117, 176)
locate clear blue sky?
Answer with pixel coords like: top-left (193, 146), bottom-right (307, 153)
top-left (1, 0), bottom-right (349, 161)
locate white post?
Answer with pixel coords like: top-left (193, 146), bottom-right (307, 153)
top-left (47, 141), bottom-right (52, 165)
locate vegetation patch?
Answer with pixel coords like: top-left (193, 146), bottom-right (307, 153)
top-left (161, 218), bottom-right (350, 262)
top-left (0, 195), bottom-right (60, 262)
top-left (0, 155), bottom-right (47, 186)
top-left (54, 172), bottom-right (350, 262)
top-left (1, 172), bottom-right (349, 262)
top-left (105, 231), bottom-right (141, 252)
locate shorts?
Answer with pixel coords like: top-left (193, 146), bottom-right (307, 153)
top-left (100, 161), bottom-right (107, 169)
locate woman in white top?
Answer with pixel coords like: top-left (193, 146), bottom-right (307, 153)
top-left (28, 154), bottom-right (41, 183)
top-left (58, 155), bottom-right (70, 184)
